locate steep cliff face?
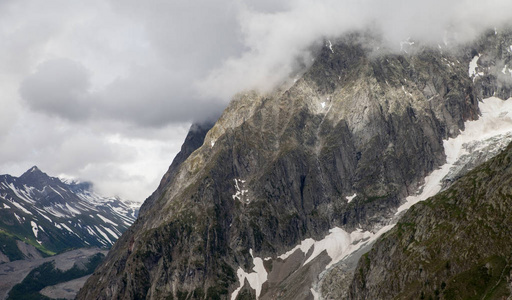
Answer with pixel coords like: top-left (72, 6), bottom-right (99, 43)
top-left (138, 122), bottom-right (214, 217)
top-left (77, 32), bottom-right (479, 300)
top-left (468, 28), bottom-right (512, 100)
top-left (349, 141), bottom-right (512, 300)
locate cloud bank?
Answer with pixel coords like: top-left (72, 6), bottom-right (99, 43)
top-left (1, 0), bottom-right (511, 201)
top-left (14, 0), bottom-right (512, 126)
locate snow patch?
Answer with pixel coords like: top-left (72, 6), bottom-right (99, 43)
top-left (60, 223), bottom-right (75, 234)
top-left (8, 183), bottom-right (35, 204)
top-left (231, 249), bottom-right (268, 300)
top-left (31, 221), bottom-right (43, 244)
top-left (31, 221), bottom-right (39, 238)
top-left (321, 102), bottom-right (326, 108)
top-left (49, 186), bottom-right (64, 199)
top-left (270, 225), bottom-right (395, 283)
top-left (11, 201), bottom-right (32, 215)
top-left (95, 226), bottom-right (114, 245)
top-left (327, 40), bottom-right (334, 53)
top-left (65, 203), bottom-right (82, 215)
top-left (400, 38), bottom-right (414, 53)
top-left (310, 288), bottom-right (320, 300)
top-left (101, 226), bottom-right (119, 239)
top-left (45, 206), bottom-right (66, 218)
top-left (2, 203), bottom-right (10, 209)
top-left (500, 65), bottom-right (512, 77)
top-left (232, 179), bottom-right (249, 203)
top-left (13, 212), bottom-right (23, 223)
top-left (346, 193), bottom-right (357, 203)
top-left (468, 55), bottom-right (484, 80)
top-left (278, 238), bottom-right (315, 260)
top-left (35, 210), bottom-right (53, 222)
top-left (302, 226), bottom-right (393, 269)
top-left (397, 97), bottom-right (512, 214)
top-left (97, 214), bottom-right (118, 226)
top-left (85, 226), bottom-right (97, 237)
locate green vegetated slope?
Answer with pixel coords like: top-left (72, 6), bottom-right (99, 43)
top-left (7, 252), bottom-right (105, 300)
top-left (350, 142), bottom-right (512, 300)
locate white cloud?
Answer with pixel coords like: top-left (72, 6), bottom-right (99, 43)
top-left (1, 0), bottom-right (512, 202)
top-left (20, 58), bottom-right (92, 120)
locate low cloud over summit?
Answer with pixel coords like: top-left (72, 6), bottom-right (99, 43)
top-left (1, 0), bottom-right (511, 201)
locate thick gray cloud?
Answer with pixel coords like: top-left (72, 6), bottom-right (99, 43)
top-left (199, 0), bottom-right (512, 98)
top-left (20, 58), bottom-right (92, 120)
top-left (14, 0), bottom-right (512, 126)
top-left (98, 65), bottom-right (224, 126)
top-left (2, 0), bottom-right (512, 202)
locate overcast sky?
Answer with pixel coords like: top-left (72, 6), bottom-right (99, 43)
top-left (1, 0), bottom-right (511, 203)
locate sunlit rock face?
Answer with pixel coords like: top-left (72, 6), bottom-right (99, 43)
top-left (76, 28), bottom-right (512, 300)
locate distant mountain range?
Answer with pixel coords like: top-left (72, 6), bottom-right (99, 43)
top-left (0, 166), bottom-right (139, 263)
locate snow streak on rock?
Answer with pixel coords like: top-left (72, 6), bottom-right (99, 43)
top-left (469, 54), bottom-right (484, 81)
top-left (346, 193), bottom-right (357, 203)
top-left (232, 178), bottom-right (249, 203)
top-left (231, 225), bottom-right (394, 299)
top-left (236, 97), bottom-right (512, 299)
top-left (397, 97), bottom-right (512, 214)
top-left (231, 249), bottom-right (268, 300)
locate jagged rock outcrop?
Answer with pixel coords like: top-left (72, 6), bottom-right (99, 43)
top-left (77, 30), bottom-right (480, 300)
top-left (349, 141), bottom-right (512, 299)
top-left (466, 27), bottom-right (512, 100)
top-left (138, 122), bottom-right (215, 217)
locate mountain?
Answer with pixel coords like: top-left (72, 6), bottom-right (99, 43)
top-left (78, 28), bottom-right (512, 299)
top-left (0, 248), bottom-right (107, 300)
top-left (0, 166), bottom-right (138, 262)
top-left (349, 141), bottom-right (512, 299)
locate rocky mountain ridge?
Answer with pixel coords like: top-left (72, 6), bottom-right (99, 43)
top-left (78, 28), bottom-right (512, 300)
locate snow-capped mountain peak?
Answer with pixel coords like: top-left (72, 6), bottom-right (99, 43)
top-left (0, 167), bottom-right (139, 261)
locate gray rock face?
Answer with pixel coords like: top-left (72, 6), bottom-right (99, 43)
top-left (77, 30), bottom-right (479, 300)
top-left (138, 122), bottom-right (215, 217)
top-left (467, 28), bottom-right (512, 100)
